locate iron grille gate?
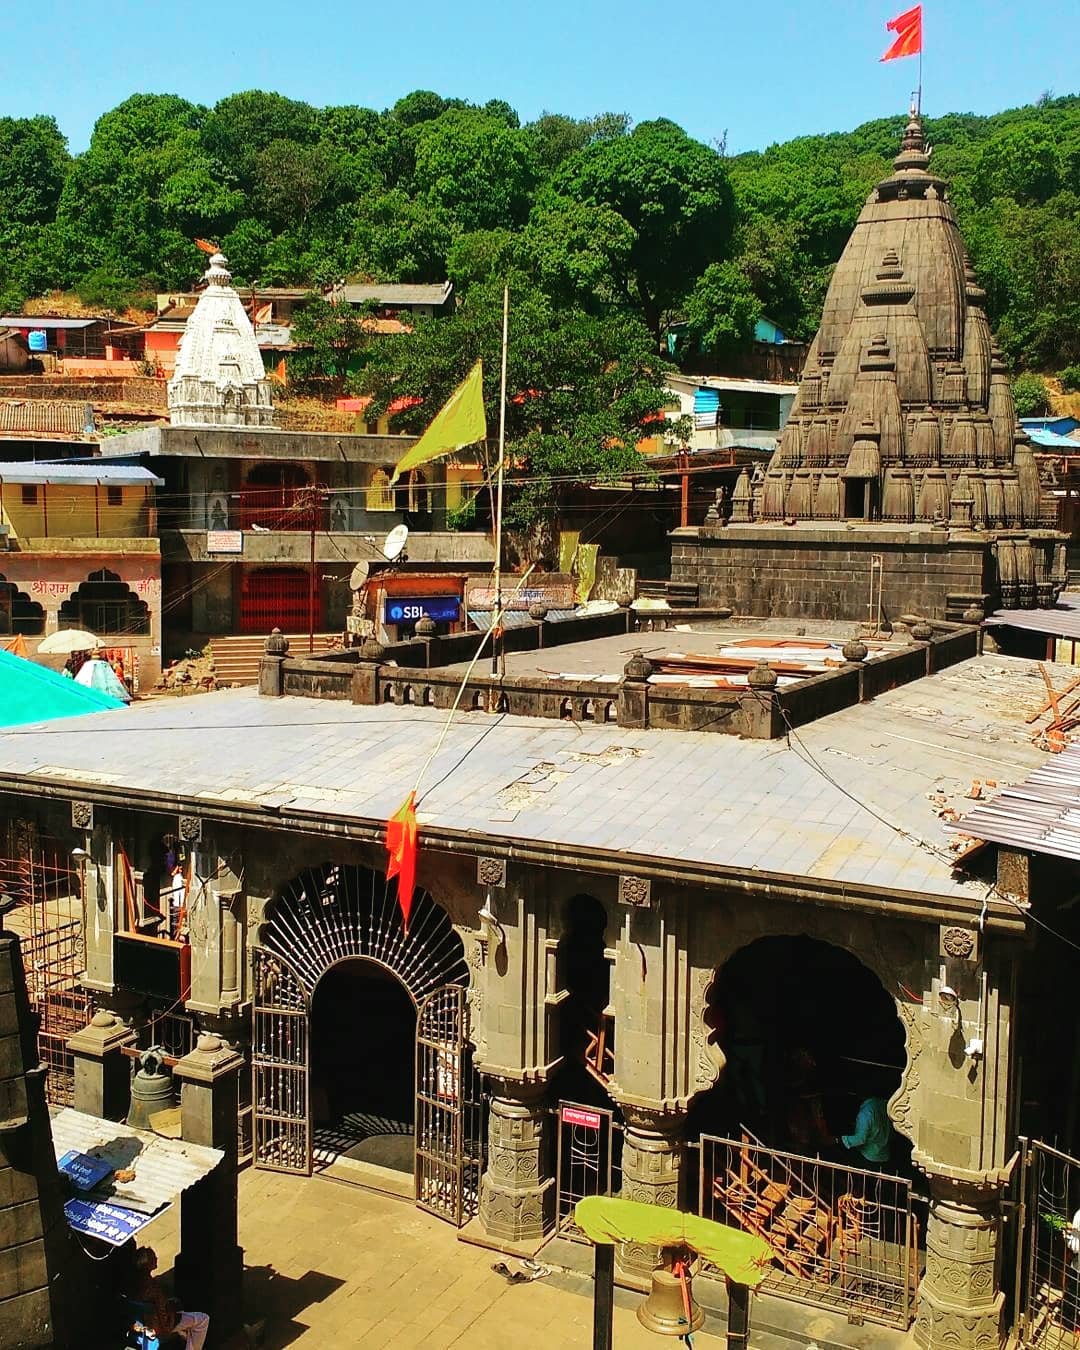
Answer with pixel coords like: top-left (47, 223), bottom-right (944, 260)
top-left (698, 1132), bottom-right (918, 1330)
top-left (252, 949), bottom-right (311, 1175)
top-left (1015, 1138), bottom-right (1080, 1347)
top-left (555, 1100), bottom-right (622, 1240)
top-left (415, 984), bottom-right (484, 1227)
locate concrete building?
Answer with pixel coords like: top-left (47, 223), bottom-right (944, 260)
top-left (0, 460), bottom-right (163, 685)
top-left (0, 609), bottom-right (1075, 1349)
top-left (672, 112), bottom-right (1069, 623)
top-left (665, 374), bottom-right (798, 455)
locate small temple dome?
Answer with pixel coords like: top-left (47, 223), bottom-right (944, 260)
top-left (168, 251), bottom-right (274, 428)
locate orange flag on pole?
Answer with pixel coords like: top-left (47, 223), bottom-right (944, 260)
top-left (881, 4), bottom-right (922, 61)
top-left (194, 238), bottom-right (219, 254)
top-left (385, 791), bottom-right (418, 933)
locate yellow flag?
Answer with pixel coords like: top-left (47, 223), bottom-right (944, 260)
top-left (390, 360), bottom-right (487, 484)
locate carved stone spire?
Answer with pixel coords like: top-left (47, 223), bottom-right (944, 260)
top-left (168, 252), bottom-right (275, 428)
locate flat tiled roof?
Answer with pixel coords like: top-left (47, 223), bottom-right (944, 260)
top-left (0, 654), bottom-right (1062, 902)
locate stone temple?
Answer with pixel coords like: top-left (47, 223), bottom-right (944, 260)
top-left (672, 112), bottom-right (1068, 621)
top-left (167, 252), bottom-right (274, 428)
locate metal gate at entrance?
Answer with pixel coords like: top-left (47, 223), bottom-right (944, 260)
top-left (251, 867), bottom-right (477, 1219)
top-left (1015, 1138), bottom-right (1080, 1347)
top-left (555, 1100), bottom-right (622, 1240)
top-left (252, 949), bottom-right (311, 1174)
top-left (415, 984), bottom-right (485, 1227)
top-left (239, 567), bottom-right (317, 635)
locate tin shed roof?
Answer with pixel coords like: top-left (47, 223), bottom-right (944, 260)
top-left (0, 400), bottom-right (93, 438)
top-left (945, 742), bottom-right (1080, 862)
top-left (51, 1107), bottom-right (223, 1211)
top-left (0, 461), bottom-right (162, 486)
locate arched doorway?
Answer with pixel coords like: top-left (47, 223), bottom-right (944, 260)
top-left (690, 935), bottom-right (906, 1158)
top-left (251, 864), bottom-right (478, 1220)
top-left (310, 959), bottom-right (417, 1175)
top-left (0, 575), bottom-right (44, 636)
top-left (690, 936), bottom-right (918, 1329)
top-left (59, 569), bottom-right (149, 635)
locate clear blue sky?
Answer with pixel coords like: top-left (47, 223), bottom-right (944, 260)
top-left (1, 0), bottom-right (1076, 155)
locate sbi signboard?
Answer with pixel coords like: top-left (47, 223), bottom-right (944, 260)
top-left (384, 596), bottom-right (460, 625)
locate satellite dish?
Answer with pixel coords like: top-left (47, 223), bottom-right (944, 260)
top-left (383, 524), bottom-right (409, 562)
top-left (349, 560), bottom-right (370, 591)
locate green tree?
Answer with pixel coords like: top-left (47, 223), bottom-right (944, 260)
top-left (201, 91), bottom-right (318, 192)
top-left (255, 139), bottom-right (338, 231)
top-left (553, 119), bottom-right (735, 337)
top-left (0, 116), bottom-right (69, 228)
top-left (356, 278), bottom-right (670, 545)
top-left (412, 109), bottom-right (537, 232)
top-left (974, 125), bottom-right (1061, 204)
top-left (288, 296), bottom-right (378, 387)
top-left (1011, 371), bottom-right (1052, 417)
top-left (684, 261), bottom-right (762, 361)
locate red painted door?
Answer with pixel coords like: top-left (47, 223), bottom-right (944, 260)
top-left (239, 568), bottom-right (319, 635)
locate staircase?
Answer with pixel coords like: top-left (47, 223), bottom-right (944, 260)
top-left (713, 1132), bottom-right (860, 1281)
top-left (208, 633), bottom-right (338, 687)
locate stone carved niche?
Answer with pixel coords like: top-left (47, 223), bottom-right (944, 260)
top-left (71, 800), bottom-right (94, 831)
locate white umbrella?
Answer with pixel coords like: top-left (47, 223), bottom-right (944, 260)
top-left (37, 628), bottom-right (100, 655)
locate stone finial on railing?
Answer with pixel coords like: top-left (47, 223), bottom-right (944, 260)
top-left (258, 628), bottom-right (289, 696)
top-left (264, 628), bottom-right (289, 657)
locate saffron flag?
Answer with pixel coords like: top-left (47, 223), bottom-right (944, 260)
top-left (194, 238), bottom-right (219, 254)
top-left (881, 4), bottom-right (922, 61)
top-left (390, 360), bottom-right (487, 485)
top-left (385, 791), bottom-right (418, 932)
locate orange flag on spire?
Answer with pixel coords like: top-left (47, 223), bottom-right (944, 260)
top-left (881, 4), bottom-right (922, 61)
top-left (194, 238), bottom-right (219, 254)
top-left (385, 792), bottom-right (418, 933)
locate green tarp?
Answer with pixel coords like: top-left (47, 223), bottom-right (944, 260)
top-left (0, 649), bottom-right (124, 728)
top-left (574, 1196), bottom-right (774, 1286)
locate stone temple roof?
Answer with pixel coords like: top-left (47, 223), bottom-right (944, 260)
top-left (722, 110), bottom-right (1067, 611)
top-left (167, 253), bottom-right (273, 429)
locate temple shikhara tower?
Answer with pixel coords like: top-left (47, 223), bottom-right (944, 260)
top-left (167, 252), bottom-right (274, 428)
top-left (673, 111), bottom-right (1068, 621)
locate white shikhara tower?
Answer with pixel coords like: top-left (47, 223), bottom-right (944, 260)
top-left (167, 252), bottom-right (274, 427)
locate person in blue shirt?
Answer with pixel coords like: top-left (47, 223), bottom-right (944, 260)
top-left (839, 1097), bottom-right (892, 1165)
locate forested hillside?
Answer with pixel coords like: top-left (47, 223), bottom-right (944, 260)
top-left (1, 88), bottom-right (1078, 372)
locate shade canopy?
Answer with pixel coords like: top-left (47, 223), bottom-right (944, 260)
top-left (38, 628), bottom-right (100, 655)
top-left (574, 1196), bottom-right (774, 1286)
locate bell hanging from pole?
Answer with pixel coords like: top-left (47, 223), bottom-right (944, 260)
top-left (127, 1046), bottom-right (175, 1130)
top-left (637, 1248), bottom-right (705, 1338)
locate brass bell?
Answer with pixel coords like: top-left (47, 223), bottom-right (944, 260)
top-left (127, 1046), bottom-right (175, 1131)
top-left (637, 1263), bottom-right (705, 1338)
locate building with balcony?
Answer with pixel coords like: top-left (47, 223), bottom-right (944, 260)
top-left (0, 460), bottom-right (163, 685)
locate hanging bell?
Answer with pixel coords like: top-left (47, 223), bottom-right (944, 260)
top-left (637, 1264), bottom-right (705, 1338)
top-left (127, 1046), bottom-right (175, 1130)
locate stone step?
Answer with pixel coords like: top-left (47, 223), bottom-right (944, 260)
top-left (208, 632), bottom-right (337, 685)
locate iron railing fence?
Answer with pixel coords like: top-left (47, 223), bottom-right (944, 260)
top-left (698, 1133), bottom-right (919, 1329)
top-left (1016, 1138), bottom-right (1080, 1348)
top-left (555, 1100), bottom-right (623, 1242)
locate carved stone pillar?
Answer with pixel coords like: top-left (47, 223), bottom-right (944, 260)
top-left (478, 1078), bottom-right (554, 1246)
top-left (67, 1009), bottom-right (136, 1121)
top-left (172, 1033), bottom-right (245, 1347)
top-left (617, 1105), bottom-right (685, 1279)
top-left (914, 1171), bottom-right (1006, 1350)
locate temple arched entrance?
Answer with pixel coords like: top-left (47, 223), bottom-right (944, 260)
top-left (252, 864), bottom-right (479, 1222)
top-left (689, 934), bottom-right (906, 1157)
top-left (689, 935), bottom-right (919, 1329)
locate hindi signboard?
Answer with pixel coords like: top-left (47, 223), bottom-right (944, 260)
top-left (58, 1149), bottom-right (114, 1193)
top-left (206, 530), bottom-right (244, 554)
top-left (560, 1105), bottom-right (602, 1130)
top-left (465, 573), bottom-right (575, 612)
top-left (64, 1197), bottom-right (155, 1246)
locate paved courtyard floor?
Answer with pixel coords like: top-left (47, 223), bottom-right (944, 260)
top-left (150, 1168), bottom-right (728, 1349)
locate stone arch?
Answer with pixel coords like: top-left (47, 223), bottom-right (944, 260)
top-left (257, 862), bottom-right (468, 1006)
top-left (58, 568), bottom-right (149, 635)
top-left (689, 927), bottom-right (915, 1150)
top-left (0, 573), bottom-right (45, 635)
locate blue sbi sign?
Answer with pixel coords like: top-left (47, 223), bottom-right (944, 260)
top-left (385, 596), bottom-right (460, 625)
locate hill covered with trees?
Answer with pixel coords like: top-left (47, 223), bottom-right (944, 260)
top-left (1, 88), bottom-right (1079, 374)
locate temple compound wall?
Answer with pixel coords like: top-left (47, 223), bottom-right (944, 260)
top-left (12, 790), bottom-right (1024, 1350)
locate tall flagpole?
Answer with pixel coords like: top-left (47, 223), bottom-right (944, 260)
top-left (491, 285), bottom-right (509, 678)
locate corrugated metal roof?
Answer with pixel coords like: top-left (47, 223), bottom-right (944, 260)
top-left (945, 743), bottom-right (1080, 861)
top-left (0, 317), bottom-right (97, 330)
top-left (984, 597), bottom-right (1080, 642)
top-left (1028, 429), bottom-right (1080, 449)
top-left (0, 462), bottom-right (162, 486)
top-left (51, 1107), bottom-right (223, 1211)
top-left (0, 400), bottom-right (93, 437)
top-left (328, 282), bottom-right (452, 307)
